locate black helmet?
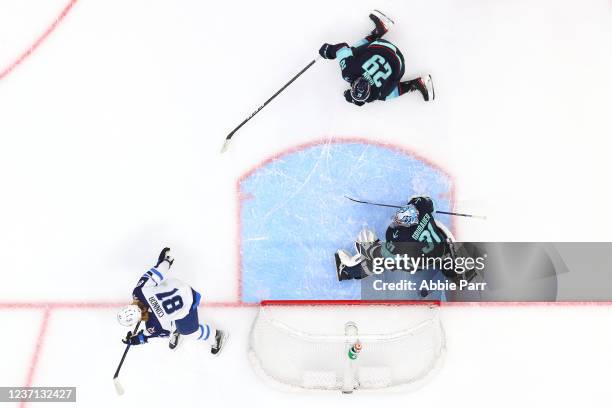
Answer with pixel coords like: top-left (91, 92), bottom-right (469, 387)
top-left (350, 77), bottom-right (371, 103)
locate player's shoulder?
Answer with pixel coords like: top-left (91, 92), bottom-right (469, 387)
top-left (385, 224), bottom-right (416, 242)
top-left (366, 39), bottom-right (401, 57)
top-left (159, 277), bottom-right (187, 287)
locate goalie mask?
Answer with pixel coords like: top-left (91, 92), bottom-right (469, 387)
top-left (117, 304), bottom-right (143, 327)
top-left (393, 204), bottom-right (419, 227)
top-left (351, 77), bottom-right (371, 103)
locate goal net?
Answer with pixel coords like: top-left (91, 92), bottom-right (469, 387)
top-left (248, 300), bottom-right (445, 392)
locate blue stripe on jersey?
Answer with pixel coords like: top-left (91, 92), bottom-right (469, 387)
top-left (197, 325), bottom-right (204, 339)
top-left (150, 268), bottom-right (164, 281)
top-left (370, 40), bottom-right (403, 71)
top-left (386, 86), bottom-right (400, 100)
top-left (336, 46), bottom-right (353, 61)
top-left (371, 40), bottom-right (398, 53)
top-left (192, 290), bottom-right (201, 310)
top-left (198, 324), bottom-right (210, 340)
top-left (353, 38), bottom-right (369, 47)
top-left (142, 271), bottom-right (155, 283)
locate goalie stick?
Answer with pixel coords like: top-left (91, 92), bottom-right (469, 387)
top-left (344, 196), bottom-right (487, 220)
top-left (113, 320), bottom-right (141, 395)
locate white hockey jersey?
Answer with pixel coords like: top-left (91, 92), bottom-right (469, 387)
top-left (140, 278), bottom-right (195, 331)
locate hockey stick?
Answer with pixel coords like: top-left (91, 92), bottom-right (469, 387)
top-left (221, 58), bottom-right (319, 153)
top-left (344, 196), bottom-right (487, 220)
top-left (113, 320), bottom-right (141, 395)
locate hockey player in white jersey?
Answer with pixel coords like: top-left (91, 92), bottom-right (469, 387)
top-left (116, 248), bottom-right (227, 354)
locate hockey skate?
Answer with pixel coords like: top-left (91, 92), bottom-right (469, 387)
top-left (211, 330), bottom-right (228, 356)
top-left (369, 10), bottom-right (394, 39)
top-left (401, 75), bottom-right (435, 101)
top-left (419, 75), bottom-right (435, 101)
top-left (168, 330), bottom-right (181, 350)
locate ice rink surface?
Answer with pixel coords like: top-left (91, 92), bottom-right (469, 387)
top-left (239, 140), bottom-right (453, 301)
top-left (1, 0), bottom-right (612, 407)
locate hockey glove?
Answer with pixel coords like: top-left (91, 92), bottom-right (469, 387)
top-left (344, 89), bottom-right (365, 106)
top-left (155, 247), bottom-right (173, 268)
top-left (122, 330), bottom-right (148, 346)
top-left (318, 43), bottom-right (348, 60)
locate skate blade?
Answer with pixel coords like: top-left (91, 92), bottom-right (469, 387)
top-left (372, 9), bottom-right (395, 26)
top-left (426, 75), bottom-right (435, 101)
top-left (212, 332), bottom-right (229, 356)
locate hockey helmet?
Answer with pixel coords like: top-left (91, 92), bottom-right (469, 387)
top-left (117, 304), bottom-right (143, 327)
top-left (351, 77), bottom-right (371, 102)
top-left (393, 204), bottom-right (419, 227)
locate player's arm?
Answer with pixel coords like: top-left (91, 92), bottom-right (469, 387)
top-left (131, 247), bottom-right (173, 300)
top-left (318, 43), bottom-right (360, 83)
top-left (120, 307), bottom-right (169, 346)
top-left (131, 267), bottom-right (165, 303)
top-left (121, 327), bottom-right (166, 346)
top-left (122, 329), bottom-right (149, 345)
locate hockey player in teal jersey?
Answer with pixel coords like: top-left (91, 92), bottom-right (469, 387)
top-left (319, 11), bottom-right (435, 106)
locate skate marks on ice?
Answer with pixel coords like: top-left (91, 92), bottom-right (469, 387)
top-left (238, 139), bottom-right (454, 303)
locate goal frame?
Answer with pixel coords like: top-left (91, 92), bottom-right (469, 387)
top-left (249, 299), bottom-right (445, 393)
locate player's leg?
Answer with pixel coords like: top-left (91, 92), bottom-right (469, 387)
top-left (172, 308), bottom-right (217, 347)
top-left (352, 11), bottom-right (394, 51)
top-left (171, 292), bottom-right (228, 355)
top-left (366, 10), bottom-right (393, 42)
top-left (397, 75), bottom-right (435, 101)
top-left (336, 228), bottom-right (382, 281)
top-left (335, 251), bottom-right (370, 280)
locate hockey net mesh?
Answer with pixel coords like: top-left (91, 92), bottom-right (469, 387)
top-left (248, 300), bottom-right (445, 392)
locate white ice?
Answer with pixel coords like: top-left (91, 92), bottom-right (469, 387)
top-left (1, 0), bottom-right (611, 407)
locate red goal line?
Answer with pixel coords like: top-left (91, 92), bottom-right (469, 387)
top-left (1, 300), bottom-right (612, 311)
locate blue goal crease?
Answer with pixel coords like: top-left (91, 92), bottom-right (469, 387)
top-left (238, 142), bottom-right (453, 303)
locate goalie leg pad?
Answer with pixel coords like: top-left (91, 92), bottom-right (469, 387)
top-left (337, 249), bottom-right (364, 267)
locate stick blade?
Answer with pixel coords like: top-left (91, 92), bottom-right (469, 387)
top-left (220, 139), bottom-right (231, 153)
top-left (114, 377), bottom-right (125, 395)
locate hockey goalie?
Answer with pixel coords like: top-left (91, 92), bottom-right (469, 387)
top-left (116, 248), bottom-right (227, 354)
top-left (335, 196), bottom-right (457, 288)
